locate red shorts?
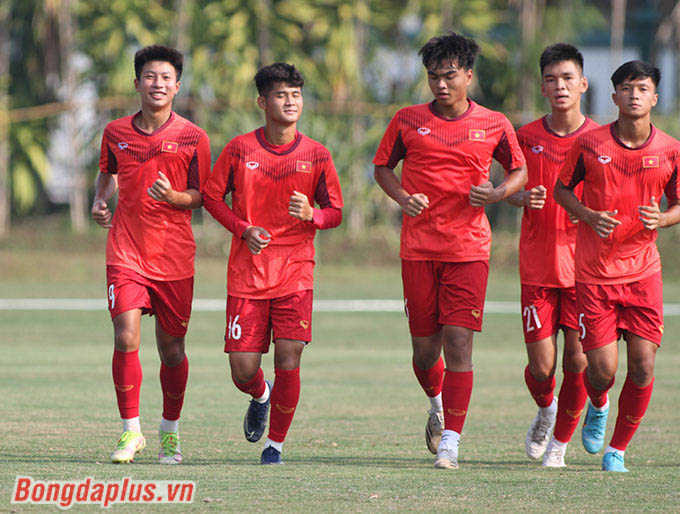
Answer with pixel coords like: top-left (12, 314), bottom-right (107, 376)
top-left (106, 265), bottom-right (194, 337)
top-left (401, 260), bottom-right (489, 337)
top-left (520, 284), bottom-right (578, 343)
top-left (224, 290), bottom-right (313, 353)
top-left (576, 271), bottom-right (664, 352)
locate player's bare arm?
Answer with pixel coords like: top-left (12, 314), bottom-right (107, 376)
top-left (147, 171), bottom-right (202, 209)
top-left (639, 196), bottom-right (680, 230)
top-left (374, 165), bottom-right (429, 217)
top-left (554, 179), bottom-right (621, 238)
top-left (91, 172), bottom-right (119, 228)
top-left (242, 226), bottom-right (272, 255)
top-left (506, 185), bottom-right (547, 209)
top-left (469, 165), bottom-right (528, 207)
top-left (288, 190), bottom-right (313, 221)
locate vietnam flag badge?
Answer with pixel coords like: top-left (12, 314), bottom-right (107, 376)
top-left (162, 141), bottom-right (179, 153)
top-left (642, 156), bottom-right (659, 168)
top-left (469, 129), bottom-right (486, 141)
top-left (296, 160), bottom-right (312, 173)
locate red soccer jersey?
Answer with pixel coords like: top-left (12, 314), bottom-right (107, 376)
top-left (373, 100), bottom-right (525, 261)
top-left (203, 128), bottom-right (344, 299)
top-left (518, 116), bottom-right (598, 287)
top-left (99, 112), bottom-right (211, 281)
top-left (558, 122), bottom-right (680, 284)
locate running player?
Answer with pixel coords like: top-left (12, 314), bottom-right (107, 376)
top-left (373, 32), bottom-right (527, 469)
top-left (202, 63), bottom-right (343, 465)
top-left (91, 45), bottom-right (211, 464)
top-left (554, 60), bottom-right (680, 472)
top-left (507, 43), bottom-right (597, 467)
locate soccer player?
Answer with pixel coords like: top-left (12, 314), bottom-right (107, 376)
top-left (507, 43), bottom-right (597, 467)
top-left (202, 63), bottom-right (343, 465)
top-left (91, 45), bottom-right (210, 464)
top-left (373, 33), bottom-right (527, 469)
top-left (554, 60), bottom-right (680, 472)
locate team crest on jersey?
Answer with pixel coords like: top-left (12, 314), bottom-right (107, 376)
top-left (416, 127), bottom-right (431, 136)
top-left (469, 129), bottom-right (486, 141)
top-left (117, 142), bottom-right (129, 150)
top-left (296, 160), bottom-right (312, 173)
top-left (161, 141), bottom-right (178, 153)
top-left (531, 145), bottom-right (544, 154)
top-left (300, 320), bottom-right (309, 329)
top-left (597, 155), bottom-right (612, 164)
top-left (245, 161), bottom-right (260, 170)
top-left (642, 156), bottom-right (659, 168)
top-left (471, 309), bottom-right (481, 318)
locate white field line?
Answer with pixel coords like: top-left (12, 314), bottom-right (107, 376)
top-left (0, 298), bottom-right (679, 316)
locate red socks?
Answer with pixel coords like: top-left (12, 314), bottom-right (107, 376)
top-left (112, 349), bottom-right (142, 419)
top-left (413, 357), bottom-right (445, 398)
top-left (524, 366), bottom-right (556, 408)
top-left (442, 369), bottom-right (473, 433)
top-left (610, 376), bottom-right (654, 451)
top-left (553, 370), bottom-right (587, 443)
top-left (160, 356), bottom-right (189, 421)
top-left (268, 368), bottom-right (301, 443)
top-left (232, 367), bottom-right (267, 398)
top-left (584, 370), bottom-right (614, 408)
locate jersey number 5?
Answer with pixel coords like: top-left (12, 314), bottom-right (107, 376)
top-left (228, 315), bottom-right (242, 340)
top-left (523, 305), bottom-right (542, 333)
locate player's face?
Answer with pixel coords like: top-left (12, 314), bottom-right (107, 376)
top-left (426, 60), bottom-right (473, 108)
top-left (134, 60), bottom-right (180, 111)
top-left (612, 76), bottom-right (658, 119)
top-left (541, 60), bottom-right (588, 112)
top-left (257, 83), bottom-right (303, 125)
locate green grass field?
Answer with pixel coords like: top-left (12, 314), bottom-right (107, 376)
top-left (2, 245), bottom-right (680, 512)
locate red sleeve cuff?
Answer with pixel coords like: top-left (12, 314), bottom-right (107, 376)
top-left (311, 207), bottom-right (342, 229)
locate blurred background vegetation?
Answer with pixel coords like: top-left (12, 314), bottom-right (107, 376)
top-left (1, 0), bottom-right (680, 270)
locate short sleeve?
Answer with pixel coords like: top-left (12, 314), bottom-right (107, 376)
top-left (558, 138), bottom-right (586, 189)
top-left (99, 129), bottom-right (118, 174)
top-left (492, 116), bottom-right (526, 173)
top-left (187, 132), bottom-right (211, 191)
top-left (373, 113), bottom-right (406, 169)
top-left (664, 160), bottom-right (679, 207)
top-left (315, 150), bottom-right (344, 209)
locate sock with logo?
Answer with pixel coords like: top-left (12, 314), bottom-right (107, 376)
top-left (583, 369), bottom-right (614, 408)
top-left (160, 356), bottom-right (188, 422)
top-left (112, 349), bottom-right (142, 420)
top-left (441, 369), bottom-right (473, 434)
top-left (232, 367), bottom-right (267, 399)
top-left (524, 365), bottom-right (556, 408)
top-left (267, 367), bottom-right (301, 443)
top-left (553, 370), bottom-right (587, 443)
top-left (609, 375), bottom-right (654, 451)
top-left (413, 357), bottom-right (444, 401)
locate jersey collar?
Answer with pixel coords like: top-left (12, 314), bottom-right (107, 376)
top-left (609, 121), bottom-right (656, 150)
top-left (255, 127), bottom-right (302, 155)
top-left (130, 111), bottom-right (175, 137)
top-left (541, 115), bottom-right (591, 139)
top-left (428, 99), bottom-right (474, 122)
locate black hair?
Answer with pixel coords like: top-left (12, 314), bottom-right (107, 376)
top-left (611, 60), bottom-right (660, 89)
top-left (539, 43), bottom-right (584, 75)
top-left (254, 63), bottom-right (304, 96)
top-left (134, 45), bottom-right (183, 80)
top-left (418, 32), bottom-right (480, 70)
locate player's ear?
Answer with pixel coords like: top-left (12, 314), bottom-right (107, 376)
top-left (134, 78), bottom-right (140, 93)
top-left (256, 95), bottom-right (267, 111)
top-left (580, 75), bottom-right (588, 93)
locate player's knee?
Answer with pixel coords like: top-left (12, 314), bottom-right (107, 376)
top-left (563, 348), bottom-right (587, 372)
top-left (529, 365), bottom-right (553, 382)
top-left (114, 328), bottom-right (139, 351)
top-left (627, 360), bottom-right (655, 387)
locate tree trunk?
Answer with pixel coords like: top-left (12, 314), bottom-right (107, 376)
top-left (520, 0), bottom-right (537, 124)
top-left (256, 0), bottom-right (273, 67)
top-left (610, 0), bottom-right (627, 69)
top-left (57, 0), bottom-right (86, 233)
top-left (0, 0), bottom-right (10, 238)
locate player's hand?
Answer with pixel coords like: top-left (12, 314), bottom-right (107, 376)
top-left (639, 196), bottom-right (662, 230)
top-left (147, 171), bottom-right (176, 203)
top-left (586, 209), bottom-right (621, 238)
top-left (288, 190), bottom-right (314, 222)
top-left (525, 185), bottom-right (547, 210)
top-left (568, 212), bottom-right (580, 224)
top-left (91, 199), bottom-right (112, 228)
top-left (401, 193), bottom-right (429, 217)
top-left (243, 226), bottom-right (271, 255)
top-left (469, 181), bottom-right (496, 207)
